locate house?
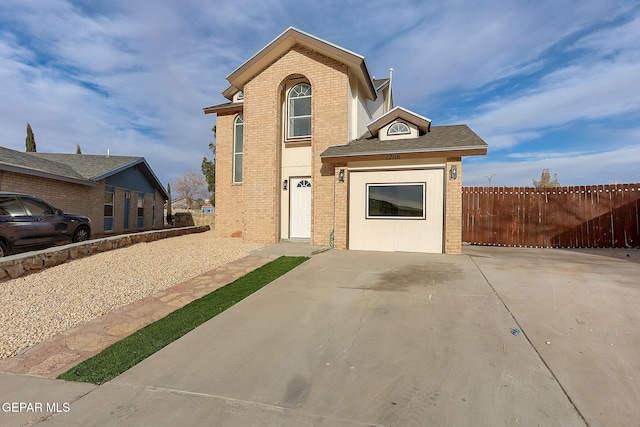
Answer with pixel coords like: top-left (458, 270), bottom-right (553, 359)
top-left (203, 27), bottom-right (487, 253)
top-left (0, 146), bottom-right (169, 236)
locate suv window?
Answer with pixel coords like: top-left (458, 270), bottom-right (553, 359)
top-left (21, 198), bottom-right (57, 216)
top-left (0, 197), bottom-right (26, 216)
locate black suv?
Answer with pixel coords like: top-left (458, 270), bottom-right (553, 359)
top-left (0, 192), bottom-right (92, 257)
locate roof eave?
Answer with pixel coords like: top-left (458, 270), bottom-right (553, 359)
top-left (226, 27), bottom-right (376, 100)
top-left (320, 145), bottom-right (488, 162)
top-left (203, 103), bottom-right (244, 115)
top-left (0, 164), bottom-right (96, 186)
top-left (367, 106), bottom-right (432, 136)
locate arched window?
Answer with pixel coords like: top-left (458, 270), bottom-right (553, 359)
top-left (287, 83), bottom-right (311, 139)
top-left (388, 122), bottom-right (410, 135)
top-left (233, 115), bottom-right (243, 183)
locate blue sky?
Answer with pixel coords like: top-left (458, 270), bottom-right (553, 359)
top-left (0, 0), bottom-right (638, 187)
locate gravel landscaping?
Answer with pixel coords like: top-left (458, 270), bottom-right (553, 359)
top-left (0, 230), bottom-right (264, 359)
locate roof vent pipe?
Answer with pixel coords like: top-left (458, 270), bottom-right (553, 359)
top-left (387, 68), bottom-right (393, 112)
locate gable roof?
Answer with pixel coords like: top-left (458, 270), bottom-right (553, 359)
top-left (28, 153), bottom-right (142, 180)
top-left (225, 27), bottom-right (377, 101)
top-left (0, 146), bottom-right (169, 199)
top-left (0, 146), bottom-right (93, 186)
top-left (320, 125), bottom-right (488, 161)
top-left (367, 106), bottom-right (432, 137)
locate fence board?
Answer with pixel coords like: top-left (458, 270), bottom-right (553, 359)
top-left (462, 183), bottom-right (640, 248)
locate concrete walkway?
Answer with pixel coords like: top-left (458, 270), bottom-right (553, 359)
top-left (1, 245), bottom-right (638, 426)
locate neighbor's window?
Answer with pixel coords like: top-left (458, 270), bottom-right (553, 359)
top-left (233, 115), bottom-right (243, 183)
top-left (104, 185), bottom-right (114, 231)
top-left (137, 192), bottom-right (144, 228)
top-left (388, 122), bottom-right (410, 135)
top-left (288, 83), bottom-right (312, 139)
top-left (367, 183), bottom-right (425, 219)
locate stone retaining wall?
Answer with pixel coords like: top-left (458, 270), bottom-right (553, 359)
top-left (0, 225), bottom-right (210, 282)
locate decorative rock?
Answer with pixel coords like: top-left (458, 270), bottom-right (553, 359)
top-left (0, 229), bottom-right (260, 359)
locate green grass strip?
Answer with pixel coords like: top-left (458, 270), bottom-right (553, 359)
top-left (58, 256), bottom-right (308, 384)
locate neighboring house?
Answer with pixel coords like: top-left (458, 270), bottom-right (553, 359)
top-left (203, 27), bottom-right (487, 254)
top-left (0, 146), bottom-right (169, 236)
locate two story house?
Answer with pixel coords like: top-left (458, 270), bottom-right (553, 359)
top-left (204, 27), bottom-right (487, 253)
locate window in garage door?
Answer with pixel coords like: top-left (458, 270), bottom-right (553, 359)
top-left (367, 183), bottom-right (425, 219)
top-left (349, 169), bottom-right (443, 253)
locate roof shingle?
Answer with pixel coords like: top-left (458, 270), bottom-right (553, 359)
top-left (320, 124), bottom-right (488, 159)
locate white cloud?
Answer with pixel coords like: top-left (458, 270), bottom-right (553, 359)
top-left (0, 0), bottom-right (638, 189)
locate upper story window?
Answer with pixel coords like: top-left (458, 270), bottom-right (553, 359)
top-left (233, 115), bottom-right (243, 183)
top-left (287, 83), bottom-right (312, 139)
top-left (388, 122), bottom-right (410, 135)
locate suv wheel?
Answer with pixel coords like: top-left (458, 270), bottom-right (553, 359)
top-left (0, 241), bottom-right (7, 257)
top-left (72, 227), bottom-right (90, 243)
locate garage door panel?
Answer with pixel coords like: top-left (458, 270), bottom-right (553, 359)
top-left (349, 169), bottom-right (444, 253)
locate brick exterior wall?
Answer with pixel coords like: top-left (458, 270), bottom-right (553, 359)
top-left (212, 41), bottom-right (469, 253)
top-left (444, 158), bottom-right (463, 254)
top-left (214, 112), bottom-right (244, 238)
top-left (333, 164), bottom-right (349, 249)
top-left (0, 171), bottom-right (166, 238)
top-left (0, 170), bottom-right (103, 230)
top-left (221, 44), bottom-right (348, 245)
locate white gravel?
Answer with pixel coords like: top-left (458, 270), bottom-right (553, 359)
top-left (0, 230), bottom-right (264, 359)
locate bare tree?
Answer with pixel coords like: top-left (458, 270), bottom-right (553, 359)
top-left (173, 170), bottom-right (208, 210)
top-left (533, 169), bottom-right (560, 188)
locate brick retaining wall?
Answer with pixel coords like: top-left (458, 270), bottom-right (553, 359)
top-left (0, 225), bottom-right (210, 282)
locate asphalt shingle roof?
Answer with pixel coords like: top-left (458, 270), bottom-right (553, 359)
top-left (0, 146), bottom-right (90, 183)
top-left (1, 146), bottom-right (168, 199)
top-left (27, 153), bottom-right (142, 180)
top-left (320, 124), bottom-right (488, 159)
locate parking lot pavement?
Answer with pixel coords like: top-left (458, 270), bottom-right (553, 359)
top-left (34, 249), bottom-right (586, 426)
top-left (466, 246), bottom-right (640, 427)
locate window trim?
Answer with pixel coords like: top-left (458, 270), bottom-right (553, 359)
top-left (233, 114), bottom-right (244, 184)
top-left (286, 82), bottom-right (312, 141)
top-left (137, 192), bottom-right (144, 229)
top-left (387, 122), bottom-right (411, 136)
top-left (366, 182), bottom-right (426, 220)
top-left (104, 185), bottom-right (115, 232)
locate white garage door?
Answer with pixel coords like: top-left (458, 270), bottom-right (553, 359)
top-left (349, 169), bottom-right (444, 253)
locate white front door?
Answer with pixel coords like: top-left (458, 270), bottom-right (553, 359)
top-left (290, 177), bottom-right (312, 239)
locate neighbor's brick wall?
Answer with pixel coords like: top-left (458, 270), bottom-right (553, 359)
top-left (0, 172), bottom-right (166, 237)
top-left (444, 158), bottom-right (463, 254)
top-left (0, 170), bottom-right (103, 231)
top-left (241, 44), bottom-right (349, 245)
top-left (214, 112), bottom-right (244, 237)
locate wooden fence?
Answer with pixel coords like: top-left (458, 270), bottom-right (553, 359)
top-left (462, 183), bottom-right (640, 248)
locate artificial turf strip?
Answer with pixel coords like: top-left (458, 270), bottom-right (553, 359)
top-left (58, 256), bottom-right (308, 384)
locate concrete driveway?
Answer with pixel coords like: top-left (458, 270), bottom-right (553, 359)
top-left (6, 246), bottom-right (639, 426)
